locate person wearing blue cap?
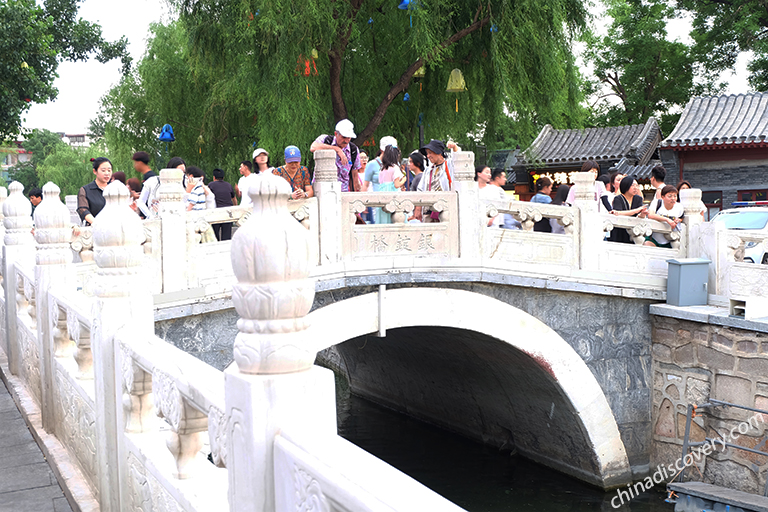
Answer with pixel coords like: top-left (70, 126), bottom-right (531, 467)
top-left (273, 146), bottom-right (314, 199)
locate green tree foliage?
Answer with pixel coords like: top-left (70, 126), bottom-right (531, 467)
top-left (38, 140), bottom-right (110, 197)
top-left (7, 129), bottom-right (65, 191)
top-left (99, 0), bottom-right (589, 177)
top-left (679, 0), bottom-right (768, 90)
top-left (0, 0), bottom-right (130, 139)
top-left (583, 0), bottom-right (708, 134)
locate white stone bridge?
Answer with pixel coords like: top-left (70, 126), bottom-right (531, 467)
top-left (0, 150), bottom-right (764, 511)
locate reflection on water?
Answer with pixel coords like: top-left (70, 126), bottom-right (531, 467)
top-left (337, 394), bottom-right (670, 512)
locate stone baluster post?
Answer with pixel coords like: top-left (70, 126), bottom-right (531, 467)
top-left (571, 172), bottom-right (602, 271)
top-left (33, 182), bottom-right (75, 431)
top-left (681, 188), bottom-right (706, 256)
top-left (0, 186), bottom-right (7, 282)
top-left (157, 168), bottom-right (188, 293)
top-left (3, 182), bottom-right (35, 375)
top-left (313, 149), bottom-right (342, 265)
top-left (91, 182), bottom-right (154, 511)
top-left (452, 152), bottom-right (481, 262)
top-left (225, 173), bottom-right (336, 512)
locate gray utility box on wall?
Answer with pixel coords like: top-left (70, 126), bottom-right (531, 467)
top-left (666, 258), bottom-right (711, 307)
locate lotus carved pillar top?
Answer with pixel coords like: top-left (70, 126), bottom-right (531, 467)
top-left (92, 182), bottom-right (146, 299)
top-left (3, 182), bottom-right (34, 247)
top-left (34, 182), bottom-right (73, 266)
top-left (230, 172), bottom-right (316, 375)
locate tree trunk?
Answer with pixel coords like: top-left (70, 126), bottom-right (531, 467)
top-left (354, 9), bottom-right (491, 144)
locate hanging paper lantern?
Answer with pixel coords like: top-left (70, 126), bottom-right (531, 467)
top-left (21, 62), bottom-right (29, 69)
top-left (446, 69), bottom-right (467, 113)
top-left (490, 24), bottom-right (499, 33)
top-left (398, 0), bottom-right (411, 9)
top-left (296, 54), bottom-right (318, 77)
top-left (413, 65), bottom-right (425, 79)
top-left (368, 17), bottom-right (373, 24)
top-left (403, 92), bottom-right (410, 101)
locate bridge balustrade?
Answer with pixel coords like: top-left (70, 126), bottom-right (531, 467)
top-left (0, 176), bottom-right (460, 511)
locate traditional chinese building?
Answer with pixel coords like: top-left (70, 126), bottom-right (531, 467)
top-left (659, 92), bottom-right (768, 218)
top-left (513, 118), bottom-right (663, 200)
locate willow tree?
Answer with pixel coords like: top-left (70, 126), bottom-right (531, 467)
top-left (100, 0), bottom-right (588, 175)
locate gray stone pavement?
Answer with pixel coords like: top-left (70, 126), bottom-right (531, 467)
top-left (0, 378), bottom-right (72, 512)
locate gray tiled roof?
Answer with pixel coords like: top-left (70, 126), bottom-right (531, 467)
top-left (661, 92), bottom-right (768, 148)
top-left (522, 118), bottom-right (661, 165)
top-left (609, 157), bottom-right (662, 180)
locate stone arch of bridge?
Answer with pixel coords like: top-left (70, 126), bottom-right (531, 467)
top-left (308, 287), bottom-right (632, 490)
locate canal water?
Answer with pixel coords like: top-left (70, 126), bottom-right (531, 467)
top-left (337, 393), bottom-right (671, 512)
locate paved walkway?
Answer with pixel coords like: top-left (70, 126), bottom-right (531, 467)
top-left (0, 378), bottom-right (72, 512)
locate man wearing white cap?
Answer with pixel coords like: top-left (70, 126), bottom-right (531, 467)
top-left (310, 119), bottom-right (362, 192)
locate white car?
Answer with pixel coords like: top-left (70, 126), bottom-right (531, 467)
top-left (711, 207), bottom-right (768, 264)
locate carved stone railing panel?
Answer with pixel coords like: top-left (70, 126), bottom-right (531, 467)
top-left (274, 432), bottom-right (465, 512)
top-left (50, 298), bottom-right (75, 359)
top-left (17, 265), bottom-right (37, 323)
top-left (602, 215), bottom-right (679, 247)
top-left (116, 329), bottom-right (226, 482)
top-left (340, 192), bottom-right (459, 260)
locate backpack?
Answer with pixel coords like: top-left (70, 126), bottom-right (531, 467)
top-left (324, 135), bottom-right (359, 192)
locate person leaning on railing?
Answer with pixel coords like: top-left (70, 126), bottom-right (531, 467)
top-left (609, 176), bottom-right (648, 244)
top-left (273, 146), bottom-right (314, 200)
top-left (77, 157), bottom-right (113, 226)
top-left (643, 185), bottom-right (683, 248)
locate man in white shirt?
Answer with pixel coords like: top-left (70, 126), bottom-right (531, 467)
top-left (236, 160), bottom-right (260, 208)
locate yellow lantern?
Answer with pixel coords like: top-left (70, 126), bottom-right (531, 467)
top-left (413, 65), bottom-right (425, 79)
top-left (446, 68), bottom-right (467, 112)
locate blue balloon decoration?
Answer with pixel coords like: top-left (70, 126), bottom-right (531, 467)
top-left (403, 93), bottom-right (410, 101)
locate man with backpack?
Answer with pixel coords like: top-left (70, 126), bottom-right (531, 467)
top-left (310, 119), bottom-right (362, 192)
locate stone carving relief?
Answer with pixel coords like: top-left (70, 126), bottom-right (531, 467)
top-left (70, 227), bottom-right (94, 262)
top-left (121, 343), bottom-right (153, 433)
top-left (208, 406), bottom-right (228, 468)
top-left (21, 273), bottom-right (36, 322)
top-left (67, 307), bottom-right (92, 379)
top-left (126, 452), bottom-right (184, 512)
top-left (152, 369), bottom-right (207, 478)
top-left (19, 325), bottom-right (41, 405)
top-left (294, 466), bottom-right (330, 512)
top-left (50, 298), bottom-right (74, 358)
top-left (55, 368), bottom-right (98, 497)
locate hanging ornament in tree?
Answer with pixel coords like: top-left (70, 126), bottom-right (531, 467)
top-left (197, 134), bottom-right (205, 154)
top-left (158, 123), bottom-right (175, 152)
top-left (398, 0), bottom-right (416, 27)
top-left (296, 50), bottom-right (320, 98)
top-left (446, 68), bottom-right (467, 113)
top-left (490, 24), bottom-right (499, 33)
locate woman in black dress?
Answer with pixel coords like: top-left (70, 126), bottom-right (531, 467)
top-left (77, 157), bottom-right (113, 225)
top-left (609, 176), bottom-right (648, 244)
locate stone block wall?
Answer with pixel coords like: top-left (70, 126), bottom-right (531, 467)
top-left (652, 315), bottom-right (768, 494)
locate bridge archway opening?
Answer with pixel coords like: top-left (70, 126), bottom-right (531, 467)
top-left (309, 288), bottom-right (632, 490)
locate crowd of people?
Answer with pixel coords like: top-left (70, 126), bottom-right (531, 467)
top-left (63, 117), bottom-right (694, 246)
